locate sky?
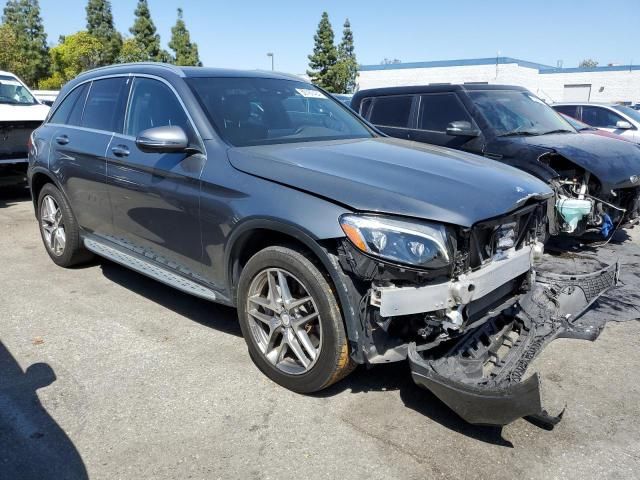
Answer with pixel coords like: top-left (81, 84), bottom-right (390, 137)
top-left (5, 0), bottom-right (638, 74)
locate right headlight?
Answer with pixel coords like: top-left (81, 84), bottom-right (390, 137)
top-left (339, 214), bottom-right (452, 269)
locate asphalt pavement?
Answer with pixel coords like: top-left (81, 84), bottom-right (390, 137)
top-left (1, 186), bottom-right (639, 480)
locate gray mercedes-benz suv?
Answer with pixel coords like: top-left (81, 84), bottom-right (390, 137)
top-left (28, 63), bottom-right (617, 426)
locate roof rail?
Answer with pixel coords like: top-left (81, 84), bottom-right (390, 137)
top-left (76, 62), bottom-right (185, 79)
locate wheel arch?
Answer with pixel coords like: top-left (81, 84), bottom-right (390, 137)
top-left (29, 168), bottom-right (63, 213)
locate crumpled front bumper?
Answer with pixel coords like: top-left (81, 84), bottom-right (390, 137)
top-left (408, 260), bottom-right (620, 426)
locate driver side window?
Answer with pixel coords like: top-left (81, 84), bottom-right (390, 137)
top-left (125, 77), bottom-right (194, 141)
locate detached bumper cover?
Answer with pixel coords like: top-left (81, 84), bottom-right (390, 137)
top-left (408, 260), bottom-right (620, 426)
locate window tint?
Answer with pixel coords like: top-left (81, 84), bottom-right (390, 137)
top-left (82, 78), bottom-right (129, 132)
top-left (553, 105), bottom-right (578, 119)
top-left (581, 106), bottom-right (624, 128)
top-left (368, 96), bottom-right (413, 128)
top-left (49, 84), bottom-right (88, 125)
top-left (125, 78), bottom-right (192, 139)
top-left (418, 93), bottom-right (472, 131)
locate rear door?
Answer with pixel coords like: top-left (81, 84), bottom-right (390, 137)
top-left (410, 93), bottom-right (481, 151)
top-left (49, 77), bottom-right (130, 236)
top-left (106, 76), bottom-right (206, 276)
top-left (364, 95), bottom-right (415, 140)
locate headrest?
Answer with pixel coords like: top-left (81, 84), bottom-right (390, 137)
top-left (222, 94), bottom-right (251, 123)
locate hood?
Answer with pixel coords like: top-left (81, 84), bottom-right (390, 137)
top-left (227, 137), bottom-right (552, 228)
top-left (0, 102), bottom-right (50, 122)
top-left (518, 133), bottom-right (640, 188)
top-left (581, 129), bottom-right (635, 143)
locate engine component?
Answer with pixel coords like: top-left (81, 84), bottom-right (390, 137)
top-left (556, 197), bottom-right (592, 232)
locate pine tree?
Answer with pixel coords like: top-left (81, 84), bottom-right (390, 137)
top-left (307, 12), bottom-right (338, 92)
top-left (129, 0), bottom-right (161, 61)
top-left (86, 0), bottom-right (122, 65)
top-left (335, 19), bottom-right (358, 93)
top-left (2, 0), bottom-right (50, 87)
top-left (168, 8), bottom-right (201, 66)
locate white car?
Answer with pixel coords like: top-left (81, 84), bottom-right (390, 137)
top-left (0, 71), bottom-right (50, 186)
top-left (552, 102), bottom-right (640, 144)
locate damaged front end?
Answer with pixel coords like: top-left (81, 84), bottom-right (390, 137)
top-left (337, 201), bottom-right (619, 426)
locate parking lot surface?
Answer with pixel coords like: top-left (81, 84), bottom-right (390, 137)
top-left (1, 187), bottom-right (639, 480)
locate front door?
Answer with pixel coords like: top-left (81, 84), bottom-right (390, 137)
top-left (106, 76), bottom-right (207, 278)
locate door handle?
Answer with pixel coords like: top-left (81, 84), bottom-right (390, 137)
top-left (55, 135), bottom-right (69, 145)
top-left (111, 145), bottom-right (130, 158)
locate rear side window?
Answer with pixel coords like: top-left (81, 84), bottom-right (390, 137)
top-left (82, 78), bottom-right (130, 132)
top-left (359, 98), bottom-right (373, 118)
top-left (418, 93), bottom-right (473, 132)
top-left (553, 105), bottom-right (578, 119)
top-left (581, 106), bottom-right (624, 128)
top-left (49, 84), bottom-right (88, 125)
top-left (125, 77), bottom-right (192, 139)
top-left (368, 96), bottom-right (413, 128)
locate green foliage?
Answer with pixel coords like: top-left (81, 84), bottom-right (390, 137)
top-left (334, 19), bottom-right (358, 93)
top-left (307, 12), bottom-right (339, 92)
top-left (168, 8), bottom-right (201, 66)
top-left (129, 0), bottom-right (161, 61)
top-left (0, 24), bottom-right (22, 74)
top-left (39, 31), bottom-right (106, 89)
top-left (86, 0), bottom-right (122, 65)
top-left (1, 0), bottom-right (50, 87)
top-left (117, 37), bottom-right (147, 63)
top-left (578, 58), bottom-right (599, 68)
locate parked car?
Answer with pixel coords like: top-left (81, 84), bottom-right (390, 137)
top-left (552, 102), bottom-right (640, 144)
top-left (352, 85), bottom-right (640, 237)
top-left (559, 112), bottom-right (635, 143)
top-left (332, 93), bottom-right (354, 108)
top-left (32, 89), bottom-right (60, 106)
top-left (29, 64), bottom-right (617, 426)
top-left (0, 70), bottom-right (50, 186)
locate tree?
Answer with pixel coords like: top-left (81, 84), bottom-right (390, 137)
top-left (86, 0), bottom-right (122, 65)
top-left (381, 58), bottom-right (401, 65)
top-left (1, 0), bottom-right (50, 87)
top-left (39, 31), bottom-right (106, 89)
top-left (579, 58), bottom-right (599, 68)
top-left (307, 12), bottom-right (339, 92)
top-left (168, 8), bottom-right (201, 66)
top-left (334, 19), bottom-right (358, 93)
top-left (0, 24), bottom-right (21, 74)
top-left (117, 37), bottom-right (147, 63)
top-left (129, 0), bottom-right (161, 61)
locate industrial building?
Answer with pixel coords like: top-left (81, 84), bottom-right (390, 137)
top-left (357, 57), bottom-right (640, 104)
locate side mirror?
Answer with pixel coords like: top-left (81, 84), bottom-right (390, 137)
top-left (615, 120), bottom-right (633, 130)
top-left (446, 120), bottom-right (480, 137)
top-left (136, 126), bottom-right (189, 153)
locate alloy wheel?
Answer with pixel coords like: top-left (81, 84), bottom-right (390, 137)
top-left (40, 195), bottom-right (66, 256)
top-left (246, 268), bottom-right (322, 375)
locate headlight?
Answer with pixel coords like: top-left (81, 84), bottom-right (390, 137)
top-left (339, 214), bottom-right (452, 269)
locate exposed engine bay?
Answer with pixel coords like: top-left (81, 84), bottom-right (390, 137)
top-left (336, 200), bottom-right (619, 426)
top-left (541, 153), bottom-right (640, 237)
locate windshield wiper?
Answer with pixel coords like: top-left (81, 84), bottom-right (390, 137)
top-left (497, 130), bottom-right (541, 137)
top-left (541, 129), bottom-right (574, 135)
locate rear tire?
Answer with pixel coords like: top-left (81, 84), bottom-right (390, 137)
top-left (237, 245), bottom-right (355, 393)
top-left (37, 183), bottom-right (93, 267)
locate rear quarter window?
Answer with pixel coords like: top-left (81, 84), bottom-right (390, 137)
top-left (48, 84), bottom-right (89, 125)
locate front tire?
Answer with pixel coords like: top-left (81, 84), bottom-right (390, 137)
top-left (37, 183), bottom-right (93, 267)
top-left (237, 245), bottom-right (354, 393)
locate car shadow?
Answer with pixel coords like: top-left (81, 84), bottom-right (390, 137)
top-left (98, 259), bottom-right (242, 337)
top-left (314, 362), bottom-right (515, 448)
top-left (0, 341), bottom-right (88, 479)
top-left (0, 185), bottom-right (31, 208)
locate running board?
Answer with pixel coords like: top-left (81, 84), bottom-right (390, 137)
top-left (84, 236), bottom-right (218, 302)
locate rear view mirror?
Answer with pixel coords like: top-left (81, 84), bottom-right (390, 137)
top-left (615, 120), bottom-right (633, 130)
top-left (136, 126), bottom-right (189, 153)
top-left (446, 121), bottom-right (480, 137)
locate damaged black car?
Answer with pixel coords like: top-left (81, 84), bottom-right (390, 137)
top-left (29, 65), bottom-right (618, 428)
top-left (352, 84), bottom-right (640, 239)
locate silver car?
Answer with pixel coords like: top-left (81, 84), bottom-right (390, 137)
top-left (552, 102), bottom-right (640, 144)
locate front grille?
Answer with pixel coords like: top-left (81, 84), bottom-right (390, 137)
top-left (0, 121), bottom-right (42, 159)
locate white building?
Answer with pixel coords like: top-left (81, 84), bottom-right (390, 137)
top-left (357, 57), bottom-right (640, 104)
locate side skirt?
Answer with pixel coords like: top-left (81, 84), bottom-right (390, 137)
top-left (83, 234), bottom-right (228, 304)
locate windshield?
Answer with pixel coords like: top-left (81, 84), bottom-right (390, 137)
top-left (0, 75), bottom-right (38, 105)
top-left (560, 113), bottom-right (591, 130)
top-left (468, 90), bottom-right (575, 136)
top-left (612, 105), bottom-right (640, 123)
top-left (187, 77), bottom-right (373, 146)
